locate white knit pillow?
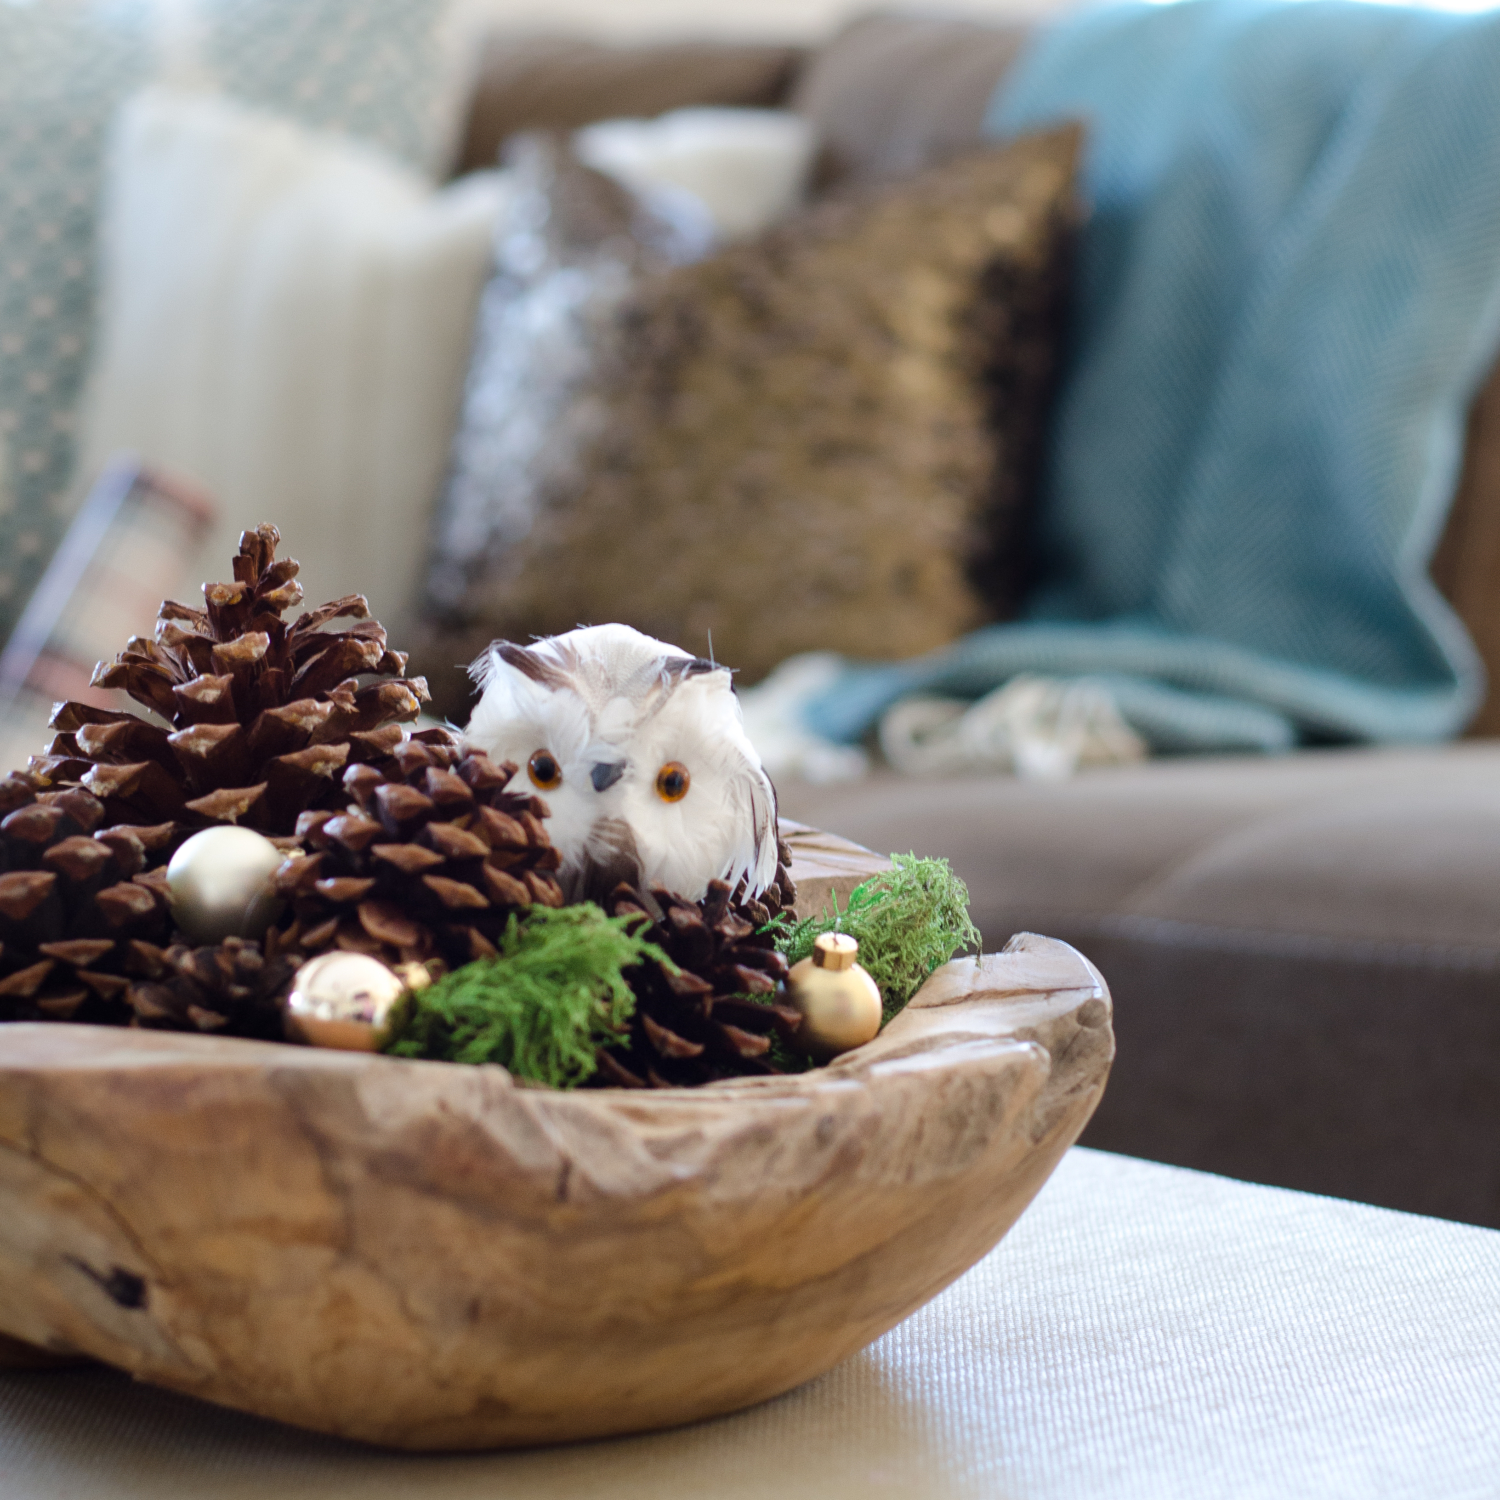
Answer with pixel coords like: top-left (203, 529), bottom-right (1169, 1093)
top-left (76, 89), bottom-right (508, 641)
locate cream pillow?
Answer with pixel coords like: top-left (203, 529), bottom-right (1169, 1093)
top-left (574, 107), bottom-right (814, 241)
top-left (77, 89), bottom-right (508, 641)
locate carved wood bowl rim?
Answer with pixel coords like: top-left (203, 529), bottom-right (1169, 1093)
top-left (0, 921), bottom-right (1113, 1451)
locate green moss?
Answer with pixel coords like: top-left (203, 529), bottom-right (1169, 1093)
top-left (779, 854), bottom-right (981, 1025)
top-left (381, 904), bottom-right (665, 1088)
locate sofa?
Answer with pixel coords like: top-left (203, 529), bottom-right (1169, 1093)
top-left (7, 7), bottom-right (1500, 1229)
top-left (429, 11), bottom-right (1500, 1230)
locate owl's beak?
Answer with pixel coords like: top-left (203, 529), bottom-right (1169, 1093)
top-left (591, 759), bottom-right (626, 792)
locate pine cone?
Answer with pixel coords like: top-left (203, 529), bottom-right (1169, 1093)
top-left (0, 770), bottom-right (178, 1024)
top-left (34, 523), bottom-right (430, 836)
top-left (738, 834), bottom-right (798, 929)
top-left (117, 936), bottom-right (300, 1039)
top-left (596, 839), bottom-right (801, 1087)
top-left (270, 727), bottom-right (565, 972)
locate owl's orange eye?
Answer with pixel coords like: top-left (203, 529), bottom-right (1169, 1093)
top-left (528, 750), bottom-right (562, 790)
top-left (655, 761), bottom-right (690, 802)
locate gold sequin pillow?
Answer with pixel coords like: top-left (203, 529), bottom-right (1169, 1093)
top-left (420, 125), bottom-right (1081, 712)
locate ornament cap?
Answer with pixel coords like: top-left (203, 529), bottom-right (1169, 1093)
top-left (813, 932), bottom-right (858, 972)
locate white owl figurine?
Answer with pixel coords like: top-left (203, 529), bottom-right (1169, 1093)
top-left (465, 624), bottom-right (779, 903)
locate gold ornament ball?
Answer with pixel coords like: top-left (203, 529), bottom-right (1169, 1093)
top-left (284, 952), bottom-right (419, 1052)
top-left (166, 826), bottom-right (286, 945)
top-left (787, 932), bottom-right (883, 1060)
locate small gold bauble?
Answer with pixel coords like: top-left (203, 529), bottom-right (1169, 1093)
top-left (166, 826), bottom-right (286, 945)
top-left (787, 932), bottom-right (883, 1060)
top-left (284, 952), bottom-right (409, 1052)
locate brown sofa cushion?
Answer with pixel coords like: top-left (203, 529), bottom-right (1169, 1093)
top-left (780, 744), bottom-right (1500, 944)
top-left (453, 35), bottom-right (804, 175)
top-left (779, 744), bottom-right (1500, 1226)
top-left (791, 12), bottom-right (1030, 187)
top-left (419, 125), bottom-right (1080, 715)
top-left (1430, 362), bottom-right (1500, 735)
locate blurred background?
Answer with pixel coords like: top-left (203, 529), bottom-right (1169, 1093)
top-left (9, 0), bottom-right (1500, 1223)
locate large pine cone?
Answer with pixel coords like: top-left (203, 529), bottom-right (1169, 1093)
top-left (596, 842), bottom-right (801, 1087)
top-left (270, 727), bottom-right (565, 971)
top-left (34, 524), bottom-right (430, 836)
top-left (0, 770), bottom-right (178, 1023)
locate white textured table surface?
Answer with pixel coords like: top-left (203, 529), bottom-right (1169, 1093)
top-left (3, 1147), bottom-right (1498, 1500)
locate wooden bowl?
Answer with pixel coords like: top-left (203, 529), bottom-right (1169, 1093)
top-left (0, 830), bottom-right (1113, 1450)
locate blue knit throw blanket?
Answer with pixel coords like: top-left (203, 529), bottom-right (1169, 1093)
top-left (805, 0), bottom-right (1500, 754)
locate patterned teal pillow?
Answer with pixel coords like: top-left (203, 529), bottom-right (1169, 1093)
top-left (200, 0), bottom-right (449, 171)
top-left (0, 0), bottom-right (450, 651)
top-left (0, 0), bottom-right (153, 644)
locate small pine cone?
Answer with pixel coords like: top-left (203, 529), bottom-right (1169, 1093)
top-left (121, 936), bottom-right (299, 1040)
top-left (595, 877), bottom-right (799, 1088)
top-left (774, 835), bottom-right (798, 913)
top-left (733, 836), bottom-right (798, 929)
top-left (269, 727), bottom-right (565, 972)
top-left (0, 770), bottom-right (179, 1025)
top-left (35, 523), bottom-right (431, 836)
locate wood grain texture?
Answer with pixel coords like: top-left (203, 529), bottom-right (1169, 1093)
top-left (779, 819), bottom-right (893, 918)
top-left (0, 831), bottom-right (1112, 1450)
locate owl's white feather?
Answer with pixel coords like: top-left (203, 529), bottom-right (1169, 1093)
top-left (465, 624), bottom-right (778, 902)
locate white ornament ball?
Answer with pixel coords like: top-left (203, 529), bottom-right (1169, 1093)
top-left (284, 952), bottom-right (415, 1052)
top-left (166, 826), bottom-right (286, 945)
top-left (787, 932), bottom-right (883, 1060)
